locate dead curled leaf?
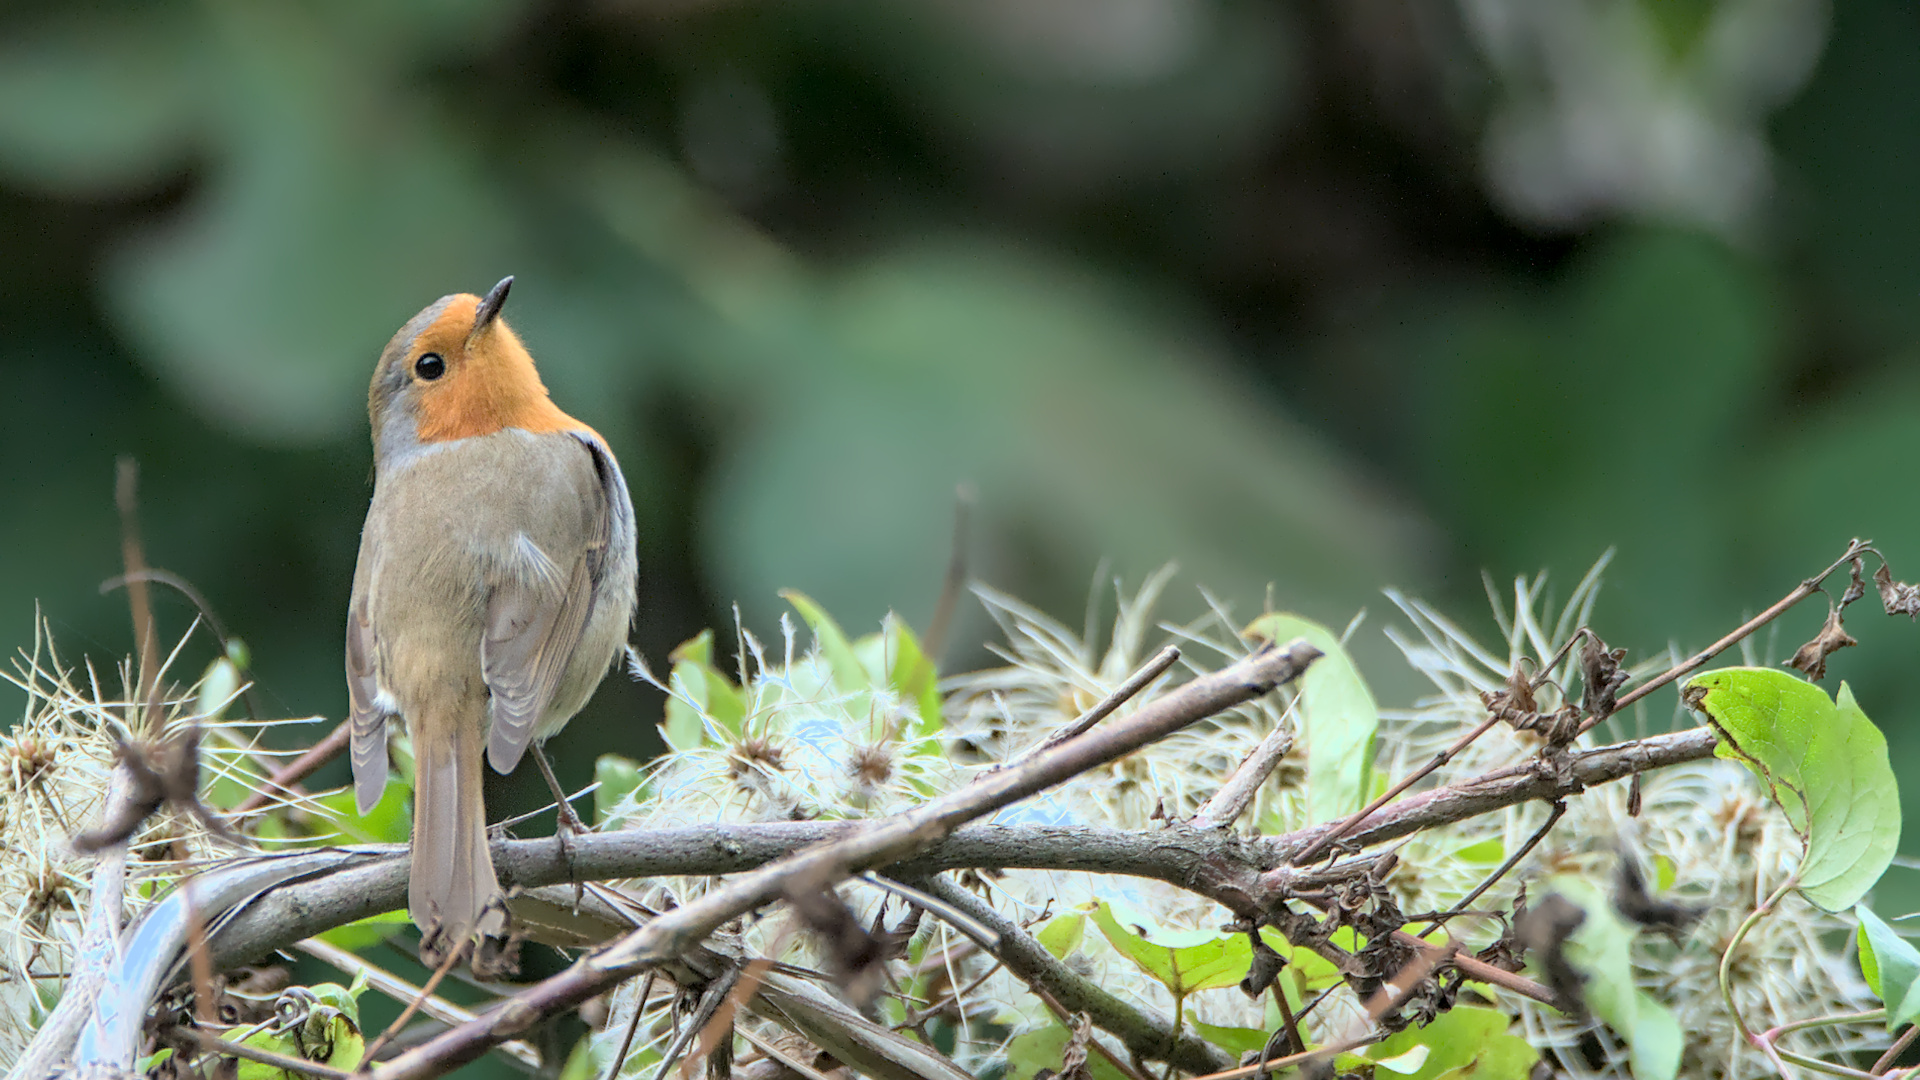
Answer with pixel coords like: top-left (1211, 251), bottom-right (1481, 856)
top-left (1875, 563), bottom-right (1920, 619)
top-left (1786, 608), bottom-right (1856, 682)
top-left (1579, 633), bottom-right (1629, 725)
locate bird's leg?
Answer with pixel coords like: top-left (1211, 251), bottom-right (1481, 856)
top-left (529, 743), bottom-right (585, 908)
top-left (530, 743), bottom-right (587, 834)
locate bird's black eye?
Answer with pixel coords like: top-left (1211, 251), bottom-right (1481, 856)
top-left (414, 353), bottom-right (446, 380)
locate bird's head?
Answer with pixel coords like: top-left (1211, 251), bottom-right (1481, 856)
top-left (368, 276), bottom-right (574, 458)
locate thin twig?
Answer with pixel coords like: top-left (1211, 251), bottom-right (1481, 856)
top-left (1276, 727), bottom-right (1716, 864)
top-left (1190, 722), bottom-right (1294, 829)
top-left (733, 1023), bottom-right (837, 1080)
top-left (1024, 644), bottom-right (1182, 758)
top-left (919, 875), bottom-right (1231, 1074)
top-left (366, 641), bottom-right (1318, 1079)
top-left (1418, 800), bottom-right (1567, 937)
top-left (185, 1028), bottom-right (355, 1080)
top-left (652, 968), bottom-right (739, 1080)
top-left (857, 872), bottom-right (998, 949)
top-left (362, 938), bottom-right (468, 1064)
top-left (602, 971), bottom-right (658, 1080)
top-left (676, 958), bottom-right (768, 1080)
top-left (115, 457), bottom-right (161, 726)
top-left (1578, 538), bottom-right (1874, 734)
top-left (177, 854), bottom-right (219, 1029)
top-left (100, 566), bottom-right (268, 724)
top-left (923, 483), bottom-right (975, 662)
top-left (1876, 1023), bottom-right (1920, 1075)
top-left (1186, 1031), bottom-right (1384, 1080)
top-left (296, 937), bottom-right (543, 1070)
top-left (234, 720), bottom-right (350, 815)
top-left (1292, 713), bottom-right (1502, 865)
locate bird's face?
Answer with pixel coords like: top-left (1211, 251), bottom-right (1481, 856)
top-left (367, 277), bottom-right (571, 466)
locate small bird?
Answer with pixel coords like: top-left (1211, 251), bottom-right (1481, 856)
top-left (346, 277), bottom-right (637, 967)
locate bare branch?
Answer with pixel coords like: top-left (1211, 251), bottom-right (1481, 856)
top-left (1189, 724), bottom-right (1294, 830)
top-left (917, 875), bottom-right (1234, 1075)
top-left (1022, 644), bottom-right (1183, 760)
top-left (234, 720), bottom-right (349, 815)
top-left (366, 640), bottom-right (1321, 1079)
top-left (1577, 537), bottom-right (1874, 735)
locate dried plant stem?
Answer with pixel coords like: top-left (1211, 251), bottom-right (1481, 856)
top-left (919, 875), bottom-right (1233, 1075)
top-left (600, 971), bottom-right (658, 1080)
top-left (234, 720), bottom-right (350, 815)
top-left (364, 640), bottom-right (1319, 1079)
top-left (1875, 1023), bottom-right (1919, 1075)
top-left (362, 938), bottom-right (469, 1064)
top-left (4, 770), bottom-right (132, 1080)
top-left (1190, 723), bottom-right (1294, 829)
top-left (184, 1028), bottom-right (354, 1080)
top-left (296, 937), bottom-right (543, 1071)
top-left (732, 1023), bottom-right (837, 1080)
top-left (1417, 800), bottom-right (1568, 938)
top-left (1025, 644), bottom-right (1182, 758)
top-left (1187, 1031), bottom-right (1384, 1080)
top-left (1291, 714), bottom-right (1502, 865)
top-left (114, 457), bottom-right (161, 722)
top-left (1577, 537), bottom-right (1875, 735)
top-left (922, 483), bottom-right (974, 662)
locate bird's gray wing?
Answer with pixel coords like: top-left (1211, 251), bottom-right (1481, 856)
top-left (482, 433), bottom-right (615, 774)
top-left (346, 560), bottom-right (392, 816)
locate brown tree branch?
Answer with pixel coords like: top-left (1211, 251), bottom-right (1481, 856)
top-left (364, 639), bottom-right (1322, 1079)
top-left (916, 875), bottom-right (1234, 1075)
top-left (207, 727), bottom-right (1718, 983)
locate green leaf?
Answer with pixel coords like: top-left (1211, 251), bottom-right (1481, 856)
top-left (1091, 902), bottom-right (1252, 995)
top-left (594, 754), bottom-right (648, 828)
top-left (1367, 1006), bottom-right (1536, 1080)
top-left (1243, 612), bottom-right (1378, 824)
top-left (1036, 909), bottom-right (1087, 960)
top-left (882, 612), bottom-right (942, 736)
top-left (196, 655), bottom-right (244, 722)
top-left (1539, 876), bottom-right (1681, 1080)
top-left (1857, 905), bottom-right (1920, 1029)
top-left (1654, 854), bottom-right (1677, 893)
top-left (1687, 668), bottom-right (1901, 910)
top-left (236, 982), bottom-right (364, 1078)
top-left (781, 590), bottom-right (871, 694)
top-left (662, 630), bottom-right (748, 750)
top-left (1191, 1021), bottom-right (1270, 1057)
top-left (304, 783), bottom-right (410, 846)
top-left (849, 614), bottom-right (945, 741)
top-left (1003, 1023), bottom-right (1132, 1080)
top-left (318, 909), bottom-right (410, 952)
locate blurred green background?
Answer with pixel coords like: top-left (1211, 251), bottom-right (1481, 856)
top-left (6, 0), bottom-right (1920, 926)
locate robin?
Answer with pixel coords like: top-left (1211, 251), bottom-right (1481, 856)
top-left (345, 277), bottom-right (637, 966)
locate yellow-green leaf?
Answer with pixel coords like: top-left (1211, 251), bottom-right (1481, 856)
top-left (1687, 668), bottom-right (1901, 911)
top-left (1368, 1005), bottom-right (1536, 1080)
top-left (1858, 904), bottom-right (1920, 1029)
top-left (1244, 613), bottom-right (1377, 824)
top-left (1091, 902), bottom-right (1251, 995)
top-left (1036, 909), bottom-right (1087, 960)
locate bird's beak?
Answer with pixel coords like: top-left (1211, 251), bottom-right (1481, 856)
top-left (466, 276), bottom-right (514, 349)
